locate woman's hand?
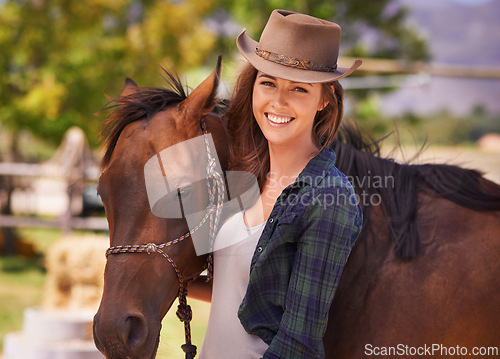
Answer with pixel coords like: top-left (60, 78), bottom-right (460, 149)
top-left (186, 275), bottom-right (213, 302)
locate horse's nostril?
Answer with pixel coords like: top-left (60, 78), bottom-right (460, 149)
top-left (124, 313), bottom-right (149, 351)
top-left (94, 310), bottom-right (150, 356)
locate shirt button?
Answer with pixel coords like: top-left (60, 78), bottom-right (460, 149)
top-left (269, 218), bottom-right (274, 223)
top-left (257, 246), bottom-right (263, 253)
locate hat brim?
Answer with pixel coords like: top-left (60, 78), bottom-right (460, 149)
top-left (236, 29), bottom-right (362, 84)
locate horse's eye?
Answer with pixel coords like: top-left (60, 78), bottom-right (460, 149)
top-left (178, 185), bottom-right (192, 198)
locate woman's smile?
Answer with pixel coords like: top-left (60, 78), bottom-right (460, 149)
top-left (266, 112), bottom-right (295, 125)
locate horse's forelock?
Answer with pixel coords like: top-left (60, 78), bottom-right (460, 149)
top-left (99, 69), bottom-right (188, 170)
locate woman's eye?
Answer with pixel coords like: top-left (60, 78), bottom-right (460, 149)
top-left (260, 81), bottom-right (275, 87)
top-left (293, 87), bottom-right (308, 93)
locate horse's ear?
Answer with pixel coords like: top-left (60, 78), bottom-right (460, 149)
top-left (120, 77), bottom-right (139, 98)
top-left (179, 56), bottom-right (222, 124)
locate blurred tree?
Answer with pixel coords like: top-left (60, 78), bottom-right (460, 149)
top-left (213, 0), bottom-right (429, 62)
top-left (0, 0), bottom-right (428, 150)
top-left (0, 0), bottom-right (217, 151)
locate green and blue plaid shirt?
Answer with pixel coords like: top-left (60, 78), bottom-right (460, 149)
top-left (238, 149), bottom-right (363, 359)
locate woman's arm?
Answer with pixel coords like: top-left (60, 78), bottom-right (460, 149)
top-left (186, 275), bottom-right (213, 302)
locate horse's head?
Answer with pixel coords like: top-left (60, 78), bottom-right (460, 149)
top-left (93, 58), bottom-right (227, 359)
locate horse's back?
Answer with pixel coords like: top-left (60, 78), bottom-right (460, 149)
top-left (325, 188), bottom-right (500, 358)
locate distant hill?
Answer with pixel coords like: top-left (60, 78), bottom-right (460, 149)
top-left (404, 0), bottom-right (500, 65)
top-left (378, 0), bottom-right (500, 115)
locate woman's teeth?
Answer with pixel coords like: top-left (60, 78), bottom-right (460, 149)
top-left (267, 113), bottom-right (294, 124)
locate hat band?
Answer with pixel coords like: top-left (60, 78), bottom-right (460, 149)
top-left (255, 48), bottom-right (337, 73)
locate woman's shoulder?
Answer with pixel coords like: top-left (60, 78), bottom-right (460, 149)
top-left (298, 149), bottom-right (355, 194)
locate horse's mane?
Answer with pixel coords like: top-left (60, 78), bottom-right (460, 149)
top-left (332, 121), bottom-right (500, 260)
top-left (99, 70), bottom-right (189, 169)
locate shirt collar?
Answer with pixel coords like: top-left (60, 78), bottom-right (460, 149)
top-left (294, 148), bottom-right (337, 188)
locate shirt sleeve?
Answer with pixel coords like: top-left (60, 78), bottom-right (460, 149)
top-left (263, 186), bottom-right (362, 359)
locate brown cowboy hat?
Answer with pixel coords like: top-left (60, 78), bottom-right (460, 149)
top-left (237, 9), bottom-right (362, 83)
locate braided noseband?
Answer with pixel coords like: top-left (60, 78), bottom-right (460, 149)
top-left (105, 118), bottom-right (224, 359)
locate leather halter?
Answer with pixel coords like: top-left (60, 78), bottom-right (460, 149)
top-left (105, 118), bottom-right (224, 359)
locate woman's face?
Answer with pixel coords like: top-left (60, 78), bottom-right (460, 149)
top-left (252, 71), bottom-right (325, 150)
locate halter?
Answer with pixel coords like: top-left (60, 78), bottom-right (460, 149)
top-left (105, 118), bottom-right (225, 359)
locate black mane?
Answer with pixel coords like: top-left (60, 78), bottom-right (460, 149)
top-left (333, 121), bottom-right (500, 260)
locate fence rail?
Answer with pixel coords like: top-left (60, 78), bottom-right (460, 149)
top-left (0, 162), bottom-right (99, 180)
top-left (0, 215), bottom-right (108, 231)
top-left (0, 163), bottom-right (105, 232)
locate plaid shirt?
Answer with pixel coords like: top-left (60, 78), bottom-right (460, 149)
top-left (238, 149), bottom-right (363, 359)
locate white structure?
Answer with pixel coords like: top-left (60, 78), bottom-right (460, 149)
top-left (4, 308), bottom-right (104, 359)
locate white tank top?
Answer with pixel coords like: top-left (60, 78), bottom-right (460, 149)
top-left (199, 211), bottom-right (269, 359)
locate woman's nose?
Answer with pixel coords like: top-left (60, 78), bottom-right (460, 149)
top-left (271, 87), bottom-right (288, 108)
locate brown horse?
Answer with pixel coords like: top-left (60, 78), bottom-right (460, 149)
top-left (93, 60), bottom-right (500, 359)
top-left (93, 59), bottom-right (226, 359)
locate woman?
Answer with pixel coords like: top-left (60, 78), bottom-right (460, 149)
top-left (191, 9), bottom-right (363, 359)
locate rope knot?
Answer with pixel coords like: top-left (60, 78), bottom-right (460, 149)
top-left (146, 242), bottom-right (157, 254)
top-left (181, 343), bottom-right (197, 358)
top-left (177, 304), bottom-right (193, 323)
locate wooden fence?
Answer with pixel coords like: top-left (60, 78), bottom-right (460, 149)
top-left (0, 127), bottom-right (108, 234)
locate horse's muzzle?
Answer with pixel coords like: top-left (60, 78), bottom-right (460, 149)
top-left (93, 309), bottom-right (157, 359)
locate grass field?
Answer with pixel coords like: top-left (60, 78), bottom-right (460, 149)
top-left (0, 256), bottom-right (46, 353)
top-left (157, 300), bottom-right (211, 359)
top-left (0, 228), bottom-right (58, 353)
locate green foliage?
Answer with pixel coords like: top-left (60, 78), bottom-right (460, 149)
top-left (350, 93), bottom-right (392, 136)
top-left (467, 105), bottom-right (500, 141)
top-left (0, 0), bottom-right (428, 154)
top-left (416, 108), bottom-right (500, 145)
top-left (0, 0), bottom-right (218, 150)
top-left (355, 102), bottom-right (500, 146)
top-left (344, 89), bottom-right (500, 146)
top-left (216, 0), bottom-right (430, 61)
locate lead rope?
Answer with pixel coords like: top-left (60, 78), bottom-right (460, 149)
top-left (201, 118), bottom-right (224, 281)
top-left (176, 281), bottom-right (197, 358)
top-left (105, 118), bottom-right (224, 359)
top-left (175, 119), bottom-right (224, 359)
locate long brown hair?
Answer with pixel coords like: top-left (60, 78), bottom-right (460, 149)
top-left (226, 62), bottom-right (344, 188)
